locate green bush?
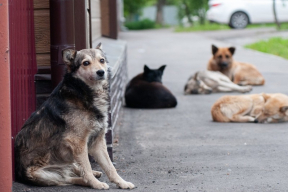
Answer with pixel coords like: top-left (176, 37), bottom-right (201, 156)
top-left (125, 19), bottom-right (156, 30)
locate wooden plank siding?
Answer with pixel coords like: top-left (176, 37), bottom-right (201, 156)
top-left (34, 0), bottom-right (49, 9)
top-left (33, 0), bottom-right (50, 67)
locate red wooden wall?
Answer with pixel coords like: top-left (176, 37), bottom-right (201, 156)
top-left (9, 0), bottom-right (37, 178)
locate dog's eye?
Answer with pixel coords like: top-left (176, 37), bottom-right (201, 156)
top-left (83, 61), bottom-right (90, 66)
top-left (100, 58), bottom-right (105, 64)
top-left (218, 55), bottom-right (222, 59)
top-left (225, 55), bottom-right (229, 58)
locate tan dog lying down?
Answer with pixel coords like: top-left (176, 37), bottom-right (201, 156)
top-left (184, 70), bottom-right (252, 94)
top-left (211, 93), bottom-right (288, 123)
top-left (207, 45), bottom-right (265, 86)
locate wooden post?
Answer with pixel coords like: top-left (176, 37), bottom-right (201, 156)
top-left (100, 0), bottom-right (118, 39)
top-left (0, 0), bottom-right (12, 191)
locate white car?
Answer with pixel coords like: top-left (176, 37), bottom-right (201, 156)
top-left (207, 0), bottom-right (288, 29)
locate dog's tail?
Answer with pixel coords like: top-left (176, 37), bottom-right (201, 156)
top-left (211, 102), bottom-right (230, 122)
top-left (24, 164), bottom-right (79, 186)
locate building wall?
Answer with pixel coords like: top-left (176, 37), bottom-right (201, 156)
top-left (91, 0), bottom-right (102, 42)
top-left (140, 5), bottom-right (179, 25)
top-left (34, 0), bottom-right (50, 67)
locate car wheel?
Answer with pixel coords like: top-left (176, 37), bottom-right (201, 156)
top-left (229, 11), bottom-right (249, 29)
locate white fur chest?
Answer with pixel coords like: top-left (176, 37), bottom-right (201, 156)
top-left (92, 81), bottom-right (109, 114)
top-left (91, 80), bottom-right (109, 131)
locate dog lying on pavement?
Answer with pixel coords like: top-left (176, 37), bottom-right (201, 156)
top-left (125, 65), bottom-right (177, 108)
top-left (211, 93), bottom-right (288, 123)
top-left (184, 70), bottom-right (252, 94)
top-left (207, 44), bottom-right (265, 86)
top-left (14, 44), bottom-right (135, 189)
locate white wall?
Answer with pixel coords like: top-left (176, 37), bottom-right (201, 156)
top-left (91, 0), bottom-right (102, 42)
top-left (140, 5), bottom-right (178, 25)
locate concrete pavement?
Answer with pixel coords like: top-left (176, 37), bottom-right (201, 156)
top-left (13, 29), bottom-right (288, 192)
top-left (116, 29), bottom-right (288, 192)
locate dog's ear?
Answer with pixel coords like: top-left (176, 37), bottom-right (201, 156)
top-left (280, 106), bottom-right (288, 116)
top-left (96, 42), bottom-right (103, 50)
top-left (144, 65), bottom-right (150, 73)
top-left (212, 44), bottom-right (218, 55)
top-left (62, 49), bottom-right (77, 67)
top-left (158, 65), bottom-right (166, 73)
top-left (228, 47), bottom-right (236, 55)
top-left (262, 93), bottom-right (270, 102)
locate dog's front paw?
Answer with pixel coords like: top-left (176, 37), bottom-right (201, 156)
top-left (91, 182), bottom-right (109, 190)
top-left (241, 86), bottom-right (252, 93)
top-left (92, 170), bottom-right (103, 178)
top-left (117, 181), bottom-right (135, 189)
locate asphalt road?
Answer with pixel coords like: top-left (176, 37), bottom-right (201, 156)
top-left (13, 29), bottom-right (288, 192)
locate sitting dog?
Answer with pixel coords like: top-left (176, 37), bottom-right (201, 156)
top-left (125, 65), bottom-right (177, 108)
top-left (14, 44), bottom-right (135, 189)
top-left (207, 45), bottom-right (265, 86)
top-left (184, 70), bottom-right (252, 94)
top-left (211, 93), bottom-right (288, 123)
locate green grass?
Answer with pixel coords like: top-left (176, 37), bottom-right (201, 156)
top-left (175, 21), bottom-right (230, 32)
top-left (125, 18), bottom-right (170, 30)
top-left (247, 22), bottom-right (288, 30)
top-left (245, 37), bottom-right (288, 60)
top-left (175, 21), bottom-right (288, 32)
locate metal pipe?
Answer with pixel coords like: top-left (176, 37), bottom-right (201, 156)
top-left (50, 0), bottom-right (75, 88)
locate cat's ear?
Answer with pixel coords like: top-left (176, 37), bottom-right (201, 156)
top-left (158, 65), bottom-right (166, 73)
top-left (144, 65), bottom-right (150, 73)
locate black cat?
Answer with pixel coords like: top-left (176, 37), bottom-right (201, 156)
top-left (125, 65), bottom-right (177, 108)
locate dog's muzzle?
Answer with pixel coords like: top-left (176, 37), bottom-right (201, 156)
top-left (219, 62), bottom-right (228, 68)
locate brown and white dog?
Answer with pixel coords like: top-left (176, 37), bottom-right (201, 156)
top-left (207, 45), bottom-right (265, 86)
top-left (211, 93), bottom-right (288, 123)
top-left (184, 70), bottom-right (252, 94)
top-left (14, 43), bottom-right (135, 189)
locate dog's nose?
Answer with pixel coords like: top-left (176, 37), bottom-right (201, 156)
top-left (96, 70), bottom-right (105, 77)
top-left (219, 62), bottom-right (228, 67)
